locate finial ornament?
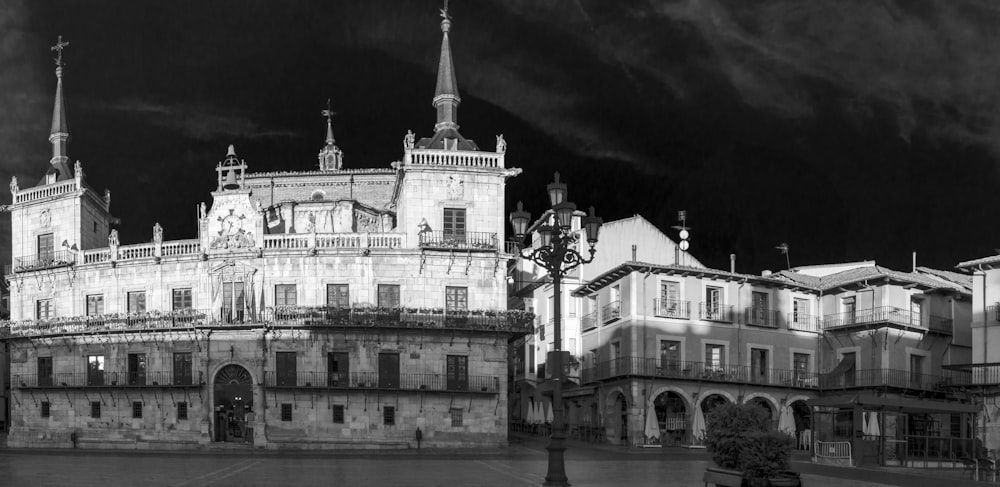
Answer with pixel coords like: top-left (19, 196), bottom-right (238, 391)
top-left (440, 0), bottom-right (452, 32)
top-left (495, 134), bottom-right (506, 154)
top-left (10, 176), bottom-right (18, 195)
top-left (322, 98), bottom-right (336, 123)
top-left (51, 35), bottom-right (69, 67)
top-left (153, 222), bottom-right (163, 245)
top-left (404, 129), bottom-right (415, 150)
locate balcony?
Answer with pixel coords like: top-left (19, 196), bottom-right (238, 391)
top-left (699, 303), bottom-right (734, 323)
top-left (744, 307), bottom-right (780, 328)
top-left (0, 307), bottom-right (534, 339)
top-left (654, 299), bottom-right (691, 319)
top-left (263, 371), bottom-right (499, 394)
top-left (12, 250), bottom-right (75, 273)
top-left (580, 356), bottom-right (818, 388)
top-left (817, 368), bottom-right (971, 392)
top-left (263, 232), bottom-right (406, 251)
top-left (602, 300), bottom-right (621, 324)
top-left (418, 231), bottom-right (498, 251)
top-left (15, 370), bottom-right (202, 389)
top-left (787, 313), bottom-right (821, 333)
top-left (581, 311), bottom-right (598, 332)
top-left (822, 306), bottom-right (952, 335)
top-left (942, 364), bottom-right (1000, 386)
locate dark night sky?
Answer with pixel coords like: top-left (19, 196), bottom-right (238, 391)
top-left (3, 0), bottom-right (1000, 275)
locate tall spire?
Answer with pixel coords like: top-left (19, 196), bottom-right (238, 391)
top-left (48, 35), bottom-right (72, 181)
top-left (318, 99), bottom-right (343, 171)
top-left (433, 1), bottom-right (461, 132)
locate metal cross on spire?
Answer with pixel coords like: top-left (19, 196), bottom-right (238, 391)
top-left (440, 0), bottom-right (451, 20)
top-left (321, 98), bottom-right (336, 122)
top-left (51, 35), bottom-right (69, 67)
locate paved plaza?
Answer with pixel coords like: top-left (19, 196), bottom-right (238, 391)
top-left (0, 434), bottom-right (988, 486)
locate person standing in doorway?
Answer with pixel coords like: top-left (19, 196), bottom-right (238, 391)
top-left (244, 407), bottom-right (255, 444)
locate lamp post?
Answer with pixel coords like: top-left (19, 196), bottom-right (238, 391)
top-left (510, 172), bottom-right (602, 487)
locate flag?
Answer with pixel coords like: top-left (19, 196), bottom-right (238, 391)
top-left (266, 206), bottom-right (285, 233)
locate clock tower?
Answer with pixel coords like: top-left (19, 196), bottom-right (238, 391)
top-left (201, 145), bottom-right (262, 253)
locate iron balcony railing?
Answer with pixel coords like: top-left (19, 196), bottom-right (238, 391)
top-left (581, 311), bottom-right (598, 331)
top-left (787, 313), bottom-right (821, 333)
top-left (944, 364), bottom-right (1000, 386)
top-left (263, 371), bottom-right (499, 393)
top-left (13, 250), bottom-right (75, 273)
top-left (744, 307), bottom-right (780, 328)
top-left (602, 300), bottom-right (621, 324)
top-left (15, 370), bottom-right (202, 388)
top-left (822, 306), bottom-right (952, 334)
top-left (699, 303), bottom-right (734, 323)
top-left (580, 356), bottom-right (819, 388)
top-left (654, 299), bottom-right (691, 319)
top-left (1, 307), bottom-right (534, 338)
top-left (817, 368), bottom-right (972, 391)
top-left (418, 231), bottom-right (499, 251)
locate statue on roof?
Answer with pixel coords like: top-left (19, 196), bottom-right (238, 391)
top-left (108, 229), bottom-right (119, 248)
top-left (404, 129), bottom-right (415, 150)
top-left (9, 176), bottom-right (17, 195)
top-left (152, 222), bottom-right (163, 245)
top-left (495, 134), bottom-right (506, 154)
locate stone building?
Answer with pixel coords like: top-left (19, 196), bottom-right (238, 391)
top-left (0, 10), bottom-right (530, 449)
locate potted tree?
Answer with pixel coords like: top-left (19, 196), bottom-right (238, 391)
top-left (702, 403), bottom-right (801, 487)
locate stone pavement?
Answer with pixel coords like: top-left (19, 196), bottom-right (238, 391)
top-left (0, 432), bottom-right (989, 486)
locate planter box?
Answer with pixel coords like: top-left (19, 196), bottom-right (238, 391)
top-left (703, 467), bottom-right (745, 487)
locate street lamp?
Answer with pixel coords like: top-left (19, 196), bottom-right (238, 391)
top-left (510, 172), bottom-right (602, 487)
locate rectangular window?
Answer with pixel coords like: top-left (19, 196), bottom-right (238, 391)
top-left (842, 352), bottom-right (856, 387)
top-left (86, 294), bottom-right (104, 317)
top-left (706, 344), bottom-right (725, 370)
top-left (275, 284), bottom-right (296, 306)
top-left (41, 401), bottom-right (50, 418)
top-left (281, 404), bottom-right (293, 422)
top-left (87, 355), bottom-right (105, 386)
top-left (843, 297), bottom-right (856, 324)
top-left (328, 352), bottom-right (349, 386)
top-left (705, 286), bottom-right (723, 320)
top-left (793, 353), bottom-right (810, 382)
top-left (172, 288), bottom-right (192, 311)
top-left (750, 291), bottom-right (769, 326)
top-left (445, 286), bottom-right (469, 312)
top-left (173, 352), bottom-right (193, 385)
top-left (132, 401), bottom-right (142, 419)
top-left (538, 321), bottom-right (545, 341)
top-left (911, 297), bottom-right (923, 327)
top-left (38, 233), bottom-right (54, 262)
top-left (450, 408), bottom-right (464, 427)
top-left (447, 355), bottom-right (469, 391)
top-left (793, 298), bottom-right (810, 325)
top-left (378, 353), bottom-right (400, 389)
top-left (660, 340), bottom-right (681, 373)
top-left (443, 208), bottom-right (467, 242)
top-left (326, 284), bottom-right (350, 308)
top-left (177, 402), bottom-right (188, 420)
top-left (37, 356), bottom-right (53, 387)
top-left (377, 284), bottom-right (400, 308)
top-left (222, 281), bottom-right (246, 323)
top-left (750, 348), bottom-right (768, 382)
top-left (383, 406), bottom-right (396, 425)
top-left (910, 354), bottom-right (925, 387)
top-left (127, 353), bottom-right (147, 386)
top-left (333, 405), bottom-right (345, 424)
top-left (659, 281), bottom-right (682, 318)
top-left (127, 291), bottom-right (146, 314)
top-left (36, 299), bottom-right (53, 320)
top-left (276, 352), bottom-right (297, 386)
top-left (91, 401), bottom-right (101, 418)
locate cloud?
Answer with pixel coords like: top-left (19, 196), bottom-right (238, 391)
top-left (106, 99), bottom-right (300, 141)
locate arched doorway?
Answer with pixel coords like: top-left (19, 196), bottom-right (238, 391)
top-left (213, 364), bottom-right (253, 443)
top-left (700, 394), bottom-right (729, 416)
top-left (748, 397), bottom-right (774, 427)
top-left (614, 393), bottom-right (628, 444)
top-left (791, 400), bottom-right (812, 450)
top-left (653, 391), bottom-right (687, 446)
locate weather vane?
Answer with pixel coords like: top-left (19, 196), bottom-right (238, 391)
top-left (51, 35), bottom-right (69, 67)
top-left (321, 98), bottom-right (336, 123)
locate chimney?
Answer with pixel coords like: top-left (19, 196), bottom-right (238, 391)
top-left (912, 251), bottom-right (917, 272)
top-left (730, 254), bottom-right (736, 273)
top-left (632, 244), bottom-right (637, 262)
top-left (761, 270), bottom-right (772, 277)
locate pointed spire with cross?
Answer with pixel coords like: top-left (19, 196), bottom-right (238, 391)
top-left (318, 98), bottom-right (343, 170)
top-left (321, 98), bottom-right (337, 145)
top-left (48, 35), bottom-right (71, 180)
top-left (51, 35), bottom-right (69, 69)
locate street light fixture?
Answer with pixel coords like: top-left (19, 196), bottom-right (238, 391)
top-left (510, 172), bottom-right (602, 487)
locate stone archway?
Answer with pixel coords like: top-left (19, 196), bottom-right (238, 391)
top-left (653, 390), bottom-right (688, 446)
top-left (747, 396), bottom-right (775, 424)
top-left (699, 393), bottom-right (730, 415)
top-left (790, 400), bottom-right (812, 450)
top-left (213, 364), bottom-right (253, 443)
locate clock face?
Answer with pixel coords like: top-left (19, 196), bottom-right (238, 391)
top-left (219, 209), bottom-right (245, 235)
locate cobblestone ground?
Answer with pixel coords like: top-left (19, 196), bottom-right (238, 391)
top-left (0, 434), bottom-right (987, 487)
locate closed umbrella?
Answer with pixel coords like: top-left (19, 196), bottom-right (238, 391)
top-left (868, 412), bottom-right (881, 437)
top-left (778, 406), bottom-right (796, 435)
top-left (691, 408), bottom-right (706, 445)
top-left (546, 400), bottom-right (554, 424)
top-left (862, 412), bottom-right (872, 436)
top-left (644, 402), bottom-right (661, 442)
top-left (530, 402), bottom-right (539, 425)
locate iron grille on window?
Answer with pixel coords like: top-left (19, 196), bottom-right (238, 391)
top-left (333, 405), bottom-right (345, 424)
top-left (450, 408), bottom-right (463, 427)
top-left (91, 401), bottom-right (101, 418)
top-left (281, 404), bottom-right (292, 421)
top-left (132, 402), bottom-right (143, 419)
top-left (177, 402), bottom-right (188, 420)
top-left (41, 401), bottom-right (50, 418)
top-left (384, 406), bottom-right (396, 425)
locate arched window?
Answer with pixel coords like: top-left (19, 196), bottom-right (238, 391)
top-left (310, 190), bottom-right (325, 201)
